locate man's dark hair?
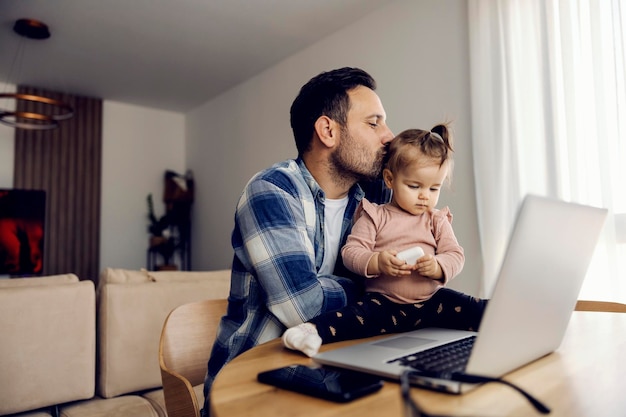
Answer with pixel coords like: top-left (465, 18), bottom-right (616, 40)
top-left (290, 67), bottom-right (376, 156)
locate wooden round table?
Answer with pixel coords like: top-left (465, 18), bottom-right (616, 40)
top-left (210, 312), bottom-right (626, 417)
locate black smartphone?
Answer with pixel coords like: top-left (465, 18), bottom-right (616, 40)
top-left (257, 363), bottom-right (383, 402)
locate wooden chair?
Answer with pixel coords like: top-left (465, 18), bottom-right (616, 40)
top-left (159, 298), bottom-right (228, 417)
top-left (575, 300), bottom-right (626, 312)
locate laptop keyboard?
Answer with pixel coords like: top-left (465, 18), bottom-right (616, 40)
top-left (388, 336), bottom-right (476, 374)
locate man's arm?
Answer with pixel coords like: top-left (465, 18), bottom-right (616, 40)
top-left (233, 174), bottom-right (351, 327)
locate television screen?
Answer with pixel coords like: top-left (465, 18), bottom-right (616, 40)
top-left (0, 189), bottom-right (46, 276)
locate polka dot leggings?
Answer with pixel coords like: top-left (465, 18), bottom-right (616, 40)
top-left (310, 288), bottom-right (488, 344)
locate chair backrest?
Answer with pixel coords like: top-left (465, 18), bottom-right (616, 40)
top-left (159, 298), bottom-right (228, 417)
top-left (575, 300), bottom-right (626, 312)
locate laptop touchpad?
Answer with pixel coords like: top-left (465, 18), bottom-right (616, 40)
top-left (373, 336), bottom-right (436, 350)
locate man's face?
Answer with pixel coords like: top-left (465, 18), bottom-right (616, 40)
top-left (330, 86), bottom-right (394, 182)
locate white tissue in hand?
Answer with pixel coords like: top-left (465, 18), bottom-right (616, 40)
top-left (396, 246), bottom-right (425, 265)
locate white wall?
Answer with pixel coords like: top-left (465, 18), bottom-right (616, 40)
top-left (0, 85), bottom-right (16, 188)
top-left (0, 93), bottom-right (185, 275)
top-left (0, 128), bottom-right (14, 188)
top-left (186, 0), bottom-right (482, 295)
top-left (2, 0), bottom-right (481, 295)
top-left (100, 101), bottom-right (185, 271)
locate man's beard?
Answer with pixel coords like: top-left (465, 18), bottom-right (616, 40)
top-left (329, 127), bottom-right (386, 186)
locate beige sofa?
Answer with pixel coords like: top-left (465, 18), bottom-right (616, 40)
top-left (0, 268), bottom-right (231, 417)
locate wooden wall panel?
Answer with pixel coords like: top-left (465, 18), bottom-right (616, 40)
top-left (13, 86), bottom-right (102, 282)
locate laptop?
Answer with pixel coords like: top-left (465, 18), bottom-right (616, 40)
top-left (314, 194), bottom-right (608, 394)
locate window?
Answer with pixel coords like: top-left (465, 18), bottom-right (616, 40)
top-left (469, 0), bottom-right (625, 300)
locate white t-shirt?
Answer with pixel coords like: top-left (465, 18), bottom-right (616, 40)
top-left (318, 196), bottom-right (349, 276)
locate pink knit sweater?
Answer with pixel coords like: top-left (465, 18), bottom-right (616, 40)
top-left (341, 199), bottom-right (464, 304)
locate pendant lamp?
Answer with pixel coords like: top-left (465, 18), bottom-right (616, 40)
top-left (0, 19), bottom-right (74, 130)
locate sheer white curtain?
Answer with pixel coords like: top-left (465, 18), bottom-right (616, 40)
top-left (468, 0), bottom-right (626, 300)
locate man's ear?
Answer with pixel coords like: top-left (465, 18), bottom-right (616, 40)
top-left (314, 116), bottom-right (338, 148)
top-left (382, 168), bottom-right (394, 188)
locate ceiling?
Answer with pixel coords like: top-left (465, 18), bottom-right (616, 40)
top-left (0, 0), bottom-right (387, 113)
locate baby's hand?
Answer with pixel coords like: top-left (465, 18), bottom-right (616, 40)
top-left (376, 250), bottom-right (414, 277)
top-left (415, 254), bottom-right (443, 280)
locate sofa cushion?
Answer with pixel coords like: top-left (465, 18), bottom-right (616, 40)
top-left (0, 279), bottom-right (95, 415)
top-left (5, 411), bottom-right (52, 417)
top-left (97, 268), bottom-right (154, 287)
top-left (146, 269), bottom-right (231, 284)
top-left (96, 270), bottom-right (231, 398)
top-left (60, 395), bottom-right (159, 417)
top-left (140, 389), bottom-right (167, 417)
top-left (0, 273), bottom-right (78, 288)
top-left (98, 267), bottom-right (232, 286)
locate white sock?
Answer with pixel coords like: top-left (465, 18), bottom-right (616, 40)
top-left (282, 322), bottom-right (322, 357)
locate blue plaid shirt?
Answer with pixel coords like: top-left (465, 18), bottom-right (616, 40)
top-left (203, 158), bottom-right (389, 413)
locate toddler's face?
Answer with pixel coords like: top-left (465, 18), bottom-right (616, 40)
top-left (384, 160), bottom-right (448, 215)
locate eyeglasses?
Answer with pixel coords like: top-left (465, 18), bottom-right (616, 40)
top-left (400, 369), bottom-right (550, 417)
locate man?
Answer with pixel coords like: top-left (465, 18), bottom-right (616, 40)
top-left (202, 67), bottom-right (393, 415)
